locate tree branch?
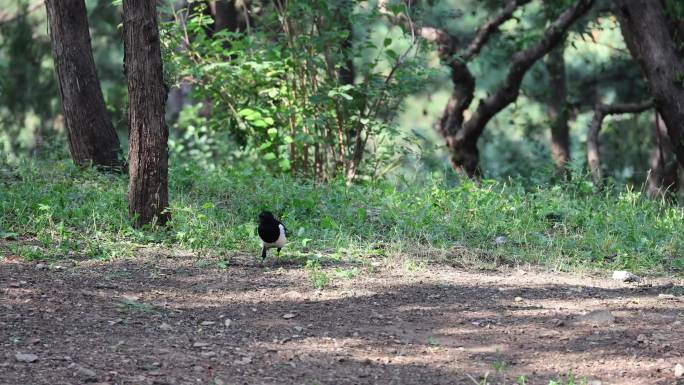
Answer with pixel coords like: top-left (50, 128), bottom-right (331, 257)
top-left (461, 0), bottom-right (531, 60)
top-left (586, 99), bottom-right (653, 186)
top-left (458, 0), bottom-right (594, 145)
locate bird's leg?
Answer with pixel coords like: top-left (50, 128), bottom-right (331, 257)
top-left (260, 246), bottom-right (267, 266)
top-left (277, 247), bottom-right (281, 258)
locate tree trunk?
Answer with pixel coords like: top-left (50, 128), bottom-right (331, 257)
top-left (338, 0), bottom-right (354, 86)
top-left (647, 113), bottom-right (679, 199)
top-left (123, 0), bottom-right (170, 228)
top-left (586, 100), bottom-right (653, 188)
top-left (45, 0), bottom-right (123, 170)
top-left (545, 44), bottom-right (571, 180)
top-left (615, 0), bottom-right (684, 169)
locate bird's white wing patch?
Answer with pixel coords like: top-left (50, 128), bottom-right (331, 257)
top-left (275, 224), bottom-right (287, 247)
top-left (263, 224), bottom-right (287, 248)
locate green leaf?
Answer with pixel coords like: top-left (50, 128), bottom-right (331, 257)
top-left (387, 3), bottom-right (403, 15)
top-left (267, 128), bottom-right (278, 138)
top-left (238, 108), bottom-right (257, 117)
top-left (383, 37), bottom-right (392, 47)
top-left (278, 158), bottom-right (291, 170)
top-left (263, 152), bottom-right (277, 160)
top-left (386, 49), bottom-right (399, 61)
top-left (283, 135), bottom-right (294, 144)
top-left (251, 119), bottom-right (268, 128)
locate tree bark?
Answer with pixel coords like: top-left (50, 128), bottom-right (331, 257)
top-left (586, 100), bottom-right (652, 187)
top-left (45, 0), bottom-right (123, 170)
top-left (123, 0), bottom-right (170, 228)
top-left (545, 44), bottom-right (571, 180)
top-left (647, 113), bottom-right (680, 199)
top-left (338, 0), bottom-right (354, 86)
top-left (615, 0), bottom-right (684, 169)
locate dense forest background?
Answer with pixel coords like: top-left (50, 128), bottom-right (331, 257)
top-left (1, 0), bottom-right (671, 185)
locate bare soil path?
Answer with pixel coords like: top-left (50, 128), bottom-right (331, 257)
top-left (1, 250), bottom-right (683, 385)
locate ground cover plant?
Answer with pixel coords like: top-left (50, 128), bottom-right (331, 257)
top-left (2, 157), bottom-right (683, 277)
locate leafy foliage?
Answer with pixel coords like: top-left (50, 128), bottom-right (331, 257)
top-left (161, 0), bottom-right (433, 182)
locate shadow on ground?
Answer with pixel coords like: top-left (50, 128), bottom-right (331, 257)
top-left (1, 250), bottom-right (683, 385)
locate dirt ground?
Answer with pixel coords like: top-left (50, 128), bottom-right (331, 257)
top-left (1, 249), bottom-right (683, 385)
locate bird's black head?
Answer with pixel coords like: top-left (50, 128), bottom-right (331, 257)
top-left (258, 211), bottom-right (276, 224)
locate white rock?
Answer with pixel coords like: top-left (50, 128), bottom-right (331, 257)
top-left (200, 321), bottom-right (215, 326)
top-left (612, 271), bottom-right (641, 282)
top-left (579, 310), bottom-right (615, 326)
top-left (15, 353), bottom-right (38, 363)
top-left (674, 363), bottom-right (684, 377)
top-left (282, 313), bottom-right (296, 319)
top-left (224, 319), bottom-right (232, 328)
top-left (493, 236), bottom-right (507, 245)
top-left (514, 297), bottom-right (523, 302)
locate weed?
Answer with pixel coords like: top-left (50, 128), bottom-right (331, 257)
top-left (305, 259), bottom-right (330, 289)
top-left (426, 336), bottom-right (439, 346)
top-left (116, 299), bottom-right (157, 314)
top-left (402, 259), bottom-right (427, 273)
top-left (334, 267), bottom-right (359, 279)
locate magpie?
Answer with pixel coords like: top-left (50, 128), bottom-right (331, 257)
top-left (257, 211), bottom-right (287, 264)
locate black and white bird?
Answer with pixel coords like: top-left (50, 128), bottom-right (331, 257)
top-left (257, 211), bottom-right (287, 264)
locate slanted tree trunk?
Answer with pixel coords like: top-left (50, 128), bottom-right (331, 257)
top-left (615, 0), bottom-right (684, 169)
top-left (434, 0), bottom-right (593, 178)
top-left (123, 0), bottom-right (170, 228)
top-left (45, 0), bottom-right (123, 170)
top-left (545, 44), bottom-right (571, 180)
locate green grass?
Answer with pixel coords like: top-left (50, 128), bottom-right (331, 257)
top-left (1, 157), bottom-right (683, 275)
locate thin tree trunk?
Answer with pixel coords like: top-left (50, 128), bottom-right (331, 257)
top-left (123, 0), bottom-right (170, 228)
top-left (45, 0), bottom-right (123, 170)
top-left (586, 100), bottom-right (652, 188)
top-left (615, 0), bottom-right (684, 169)
top-left (647, 113), bottom-right (679, 199)
top-left (338, 0), bottom-right (354, 86)
top-left (545, 44), bottom-right (571, 180)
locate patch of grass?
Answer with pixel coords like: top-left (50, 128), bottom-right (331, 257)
top-left (334, 267), bottom-right (360, 279)
top-left (1, 158), bottom-right (683, 275)
top-left (106, 271), bottom-right (134, 279)
top-left (548, 373), bottom-right (586, 385)
top-left (116, 299), bottom-right (157, 313)
top-left (402, 259), bottom-right (427, 273)
top-left (305, 259), bottom-right (330, 289)
top-left (426, 335), bottom-right (439, 346)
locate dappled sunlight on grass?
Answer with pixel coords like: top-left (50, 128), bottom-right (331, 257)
top-left (3, 159), bottom-right (684, 274)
